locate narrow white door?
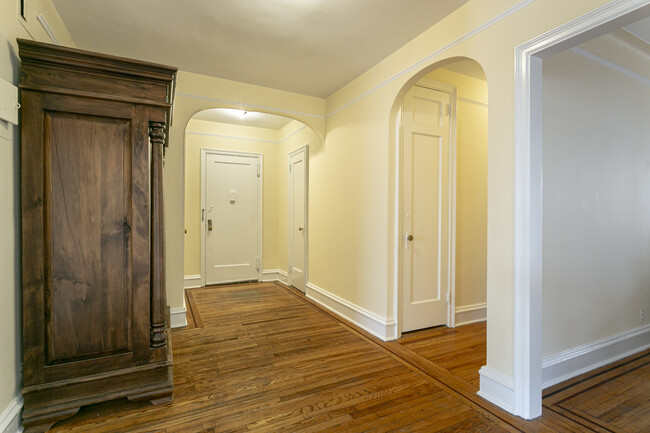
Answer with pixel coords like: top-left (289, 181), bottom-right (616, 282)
top-left (401, 85), bottom-right (452, 332)
top-left (204, 152), bottom-right (261, 284)
top-left (288, 147), bottom-right (307, 292)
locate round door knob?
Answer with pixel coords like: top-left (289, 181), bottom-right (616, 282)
top-left (407, 234), bottom-right (414, 241)
top-left (298, 227), bottom-right (303, 231)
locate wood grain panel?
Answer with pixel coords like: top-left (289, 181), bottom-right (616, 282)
top-left (46, 111), bottom-right (132, 363)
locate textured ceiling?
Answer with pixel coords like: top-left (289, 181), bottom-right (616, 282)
top-left (52, 0), bottom-right (470, 98)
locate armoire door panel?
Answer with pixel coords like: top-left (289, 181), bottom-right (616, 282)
top-left (45, 111), bottom-right (133, 364)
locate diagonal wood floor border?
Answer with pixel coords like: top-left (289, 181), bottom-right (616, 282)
top-left (272, 281), bottom-right (644, 433)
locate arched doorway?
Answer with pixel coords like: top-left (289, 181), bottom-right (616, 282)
top-left (392, 57), bottom-right (489, 389)
top-left (182, 108), bottom-right (314, 292)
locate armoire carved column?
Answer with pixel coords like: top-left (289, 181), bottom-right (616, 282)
top-left (18, 39), bottom-right (177, 433)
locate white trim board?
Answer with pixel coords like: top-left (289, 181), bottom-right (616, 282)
top-left (542, 324), bottom-right (650, 389)
top-left (455, 302), bottom-right (487, 327)
top-left (512, 0), bottom-right (650, 420)
top-left (184, 274), bottom-right (202, 289)
top-left (306, 283), bottom-right (397, 341)
top-left (457, 97), bottom-right (488, 108)
top-left (0, 396), bottom-right (23, 433)
top-left (261, 269), bottom-right (288, 284)
top-left (478, 367), bottom-right (514, 414)
top-left (170, 307), bottom-right (188, 329)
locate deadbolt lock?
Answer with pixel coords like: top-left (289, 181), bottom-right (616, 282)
top-left (208, 219), bottom-right (213, 231)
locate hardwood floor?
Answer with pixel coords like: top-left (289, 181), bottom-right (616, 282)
top-left (543, 349), bottom-right (650, 433)
top-left (399, 322), bottom-right (486, 390)
top-left (48, 282), bottom-right (649, 432)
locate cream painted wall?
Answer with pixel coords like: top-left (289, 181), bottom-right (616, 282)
top-left (321, 0), bottom-right (612, 378)
top-left (0, 0), bottom-right (74, 417)
top-left (184, 119), bottom-right (282, 277)
top-left (161, 0), bottom-right (616, 391)
top-left (542, 49), bottom-right (650, 356)
top-left (423, 68), bottom-right (488, 310)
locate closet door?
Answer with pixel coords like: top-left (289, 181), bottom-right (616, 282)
top-left (21, 92), bottom-right (151, 385)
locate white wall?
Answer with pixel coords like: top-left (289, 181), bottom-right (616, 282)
top-left (542, 48), bottom-right (650, 356)
top-left (0, 1), bottom-right (74, 430)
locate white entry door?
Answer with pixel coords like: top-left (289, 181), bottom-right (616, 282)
top-left (401, 85), bottom-right (452, 332)
top-left (203, 151), bottom-right (261, 285)
top-left (288, 147), bottom-right (308, 292)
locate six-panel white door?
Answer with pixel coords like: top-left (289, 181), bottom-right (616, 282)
top-left (204, 152), bottom-right (260, 285)
top-left (401, 85), bottom-right (452, 332)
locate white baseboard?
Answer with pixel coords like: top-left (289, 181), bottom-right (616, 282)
top-left (170, 307), bottom-right (188, 329)
top-left (455, 302), bottom-right (487, 326)
top-left (261, 269), bottom-right (288, 284)
top-left (542, 323), bottom-right (650, 389)
top-left (478, 366), bottom-right (514, 413)
top-left (305, 282), bottom-right (397, 341)
top-left (0, 396), bottom-right (23, 433)
top-left (184, 274), bottom-right (202, 289)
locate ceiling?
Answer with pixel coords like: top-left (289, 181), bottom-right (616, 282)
top-left (51, 0), bottom-right (470, 98)
top-left (193, 108), bottom-right (293, 130)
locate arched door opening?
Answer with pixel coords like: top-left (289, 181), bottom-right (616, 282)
top-left (182, 108), bottom-right (312, 292)
top-left (394, 58), bottom-right (489, 390)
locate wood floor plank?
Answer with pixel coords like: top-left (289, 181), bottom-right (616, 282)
top-left (47, 282), bottom-right (648, 432)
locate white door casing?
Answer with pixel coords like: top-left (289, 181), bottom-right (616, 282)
top-left (512, 0), bottom-right (650, 420)
top-left (400, 84), bottom-right (454, 333)
top-left (202, 150), bottom-right (262, 285)
top-left (288, 146), bottom-right (308, 292)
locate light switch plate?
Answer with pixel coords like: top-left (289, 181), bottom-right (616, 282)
top-left (0, 77), bottom-right (19, 126)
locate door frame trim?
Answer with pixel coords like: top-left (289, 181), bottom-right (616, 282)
top-left (512, 0), bottom-right (650, 419)
top-left (396, 80), bottom-right (458, 337)
top-left (287, 146), bottom-right (309, 291)
top-left (200, 148), bottom-right (263, 287)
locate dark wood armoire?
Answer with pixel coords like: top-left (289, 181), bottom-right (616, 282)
top-left (18, 39), bottom-right (177, 433)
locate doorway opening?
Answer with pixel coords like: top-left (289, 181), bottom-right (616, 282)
top-left (395, 58), bottom-right (488, 390)
top-left (183, 108), bottom-right (310, 291)
top-left (514, 1), bottom-right (650, 419)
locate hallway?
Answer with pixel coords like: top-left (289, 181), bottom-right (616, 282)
top-left (49, 282), bottom-right (648, 432)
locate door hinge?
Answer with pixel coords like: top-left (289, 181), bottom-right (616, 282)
top-left (447, 103), bottom-right (452, 116)
top-left (257, 164), bottom-right (260, 177)
top-left (256, 257), bottom-right (260, 271)
top-left (289, 163), bottom-right (292, 173)
top-left (446, 292), bottom-right (450, 304)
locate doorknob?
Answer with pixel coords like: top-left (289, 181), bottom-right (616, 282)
top-left (407, 234), bottom-right (414, 241)
top-left (208, 219), bottom-right (213, 231)
top-left (298, 227), bottom-right (303, 232)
